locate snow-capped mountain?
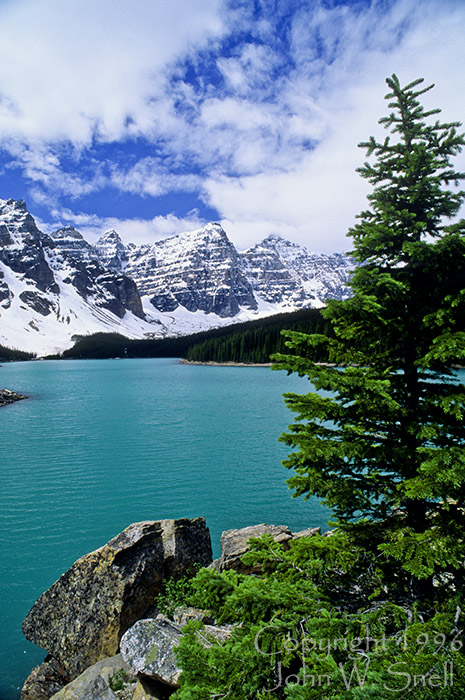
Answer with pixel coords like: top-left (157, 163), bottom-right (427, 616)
top-left (118, 223), bottom-right (258, 318)
top-left (243, 234), bottom-right (352, 306)
top-left (0, 198), bottom-right (354, 355)
top-left (0, 200), bottom-right (154, 355)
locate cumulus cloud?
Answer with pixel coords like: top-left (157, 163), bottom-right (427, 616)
top-left (41, 208), bottom-right (208, 245)
top-left (1, 0), bottom-right (464, 252)
top-left (203, 0), bottom-right (465, 251)
top-left (0, 0), bottom-right (225, 145)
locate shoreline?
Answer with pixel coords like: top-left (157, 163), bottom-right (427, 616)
top-left (0, 388), bottom-right (28, 407)
top-left (179, 359), bottom-right (272, 367)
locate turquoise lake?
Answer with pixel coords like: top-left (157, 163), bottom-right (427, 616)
top-left (0, 358), bottom-right (330, 700)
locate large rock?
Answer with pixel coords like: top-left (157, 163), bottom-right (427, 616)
top-left (172, 606), bottom-right (214, 627)
top-left (215, 523), bottom-right (293, 573)
top-left (21, 657), bottom-right (68, 700)
top-left (0, 388), bottom-right (28, 407)
top-left (292, 526), bottom-right (321, 540)
top-left (120, 617), bottom-right (183, 687)
top-left (49, 655), bottom-right (134, 700)
top-left (121, 614), bottom-right (234, 688)
top-left (213, 523), bottom-right (322, 573)
top-left (22, 519), bottom-right (212, 680)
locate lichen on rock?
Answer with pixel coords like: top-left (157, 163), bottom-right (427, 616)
top-left (22, 518), bottom-right (212, 681)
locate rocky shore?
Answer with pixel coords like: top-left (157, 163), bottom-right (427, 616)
top-left (0, 388), bottom-right (27, 406)
top-left (20, 519), bottom-right (320, 700)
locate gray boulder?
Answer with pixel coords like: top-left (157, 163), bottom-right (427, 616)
top-left (0, 388), bottom-right (28, 407)
top-left (292, 526), bottom-right (321, 539)
top-left (120, 617), bottom-right (183, 687)
top-left (214, 523), bottom-right (293, 573)
top-left (121, 615), bottom-right (234, 688)
top-left (172, 606), bottom-right (214, 626)
top-left (22, 519), bottom-right (212, 680)
top-left (212, 523), bottom-right (322, 573)
top-left (49, 655), bottom-right (134, 699)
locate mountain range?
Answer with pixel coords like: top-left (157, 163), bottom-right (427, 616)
top-left (0, 198), bottom-right (353, 355)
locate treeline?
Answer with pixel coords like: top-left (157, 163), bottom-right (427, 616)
top-left (50, 308), bottom-right (330, 362)
top-left (184, 308), bottom-right (330, 363)
top-left (54, 332), bottom-right (198, 360)
top-left (0, 344), bottom-right (36, 361)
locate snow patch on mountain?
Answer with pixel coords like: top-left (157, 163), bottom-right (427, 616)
top-left (0, 198), bottom-right (354, 355)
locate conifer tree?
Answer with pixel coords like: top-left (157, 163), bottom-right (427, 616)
top-left (273, 75), bottom-right (465, 586)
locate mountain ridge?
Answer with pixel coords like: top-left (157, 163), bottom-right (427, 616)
top-left (0, 198), bottom-right (353, 355)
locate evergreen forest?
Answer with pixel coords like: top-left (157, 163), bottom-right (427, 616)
top-left (51, 308), bottom-right (330, 362)
top-left (161, 75), bottom-right (465, 700)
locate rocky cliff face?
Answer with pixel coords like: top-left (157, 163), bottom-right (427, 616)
top-left (94, 224), bottom-right (353, 320)
top-left (123, 223), bottom-right (258, 317)
top-left (242, 234), bottom-right (353, 308)
top-left (94, 229), bottom-right (129, 272)
top-left (48, 226), bottom-right (144, 320)
top-left (0, 199), bottom-right (58, 295)
top-left (0, 199), bottom-right (151, 354)
top-left (22, 519), bottom-right (212, 681)
top-left (0, 198), bottom-right (354, 354)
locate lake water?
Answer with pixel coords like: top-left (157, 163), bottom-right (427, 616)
top-left (0, 358), bottom-right (330, 699)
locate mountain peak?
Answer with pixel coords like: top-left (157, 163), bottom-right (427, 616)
top-left (51, 226), bottom-right (85, 241)
top-left (263, 233), bottom-right (285, 243)
top-left (0, 198), bottom-right (28, 214)
top-left (97, 229), bottom-right (123, 243)
top-left (94, 229), bottom-right (128, 272)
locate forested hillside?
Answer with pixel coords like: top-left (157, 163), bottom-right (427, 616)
top-left (184, 308), bottom-right (330, 363)
top-left (50, 308), bottom-right (330, 361)
top-left (0, 345), bottom-right (36, 361)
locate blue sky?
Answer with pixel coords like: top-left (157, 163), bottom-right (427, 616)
top-left (0, 0), bottom-right (464, 252)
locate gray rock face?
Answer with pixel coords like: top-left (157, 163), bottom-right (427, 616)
top-left (49, 227), bottom-right (96, 261)
top-left (121, 614), bottom-right (234, 688)
top-left (120, 617), bottom-right (183, 687)
top-left (94, 271), bottom-right (145, 319)
top-left (22, 518), bottom-right (212, 680)
top-left (0, 268), bottom-right (12, 308)
top-left (19, 290), bottom-right (56, 316)
top-left (48, 226), bottom-right (144, 319)
top-left (242, 234), bottom-right (353, 307)
top-left (124, 223), bottom-right (258, 318)
top-left (95, 230), bottom-right (129, 272)
top-left (48, 655), bottom-right (134, 700)
top-left (212, 523), bottom-right (322, 573)
top-left (215, 523), bottom-right (293, 573)
top-left (172, 606), bottom-right (214, 627)
top-left (292, 526), bottom-right (321, 539)
top-left (102, 227), bottom-right (353, 320)
top-left (0, 199), bottom-right (59, 294)
top-left (241, 236), bottom-right (306, 305)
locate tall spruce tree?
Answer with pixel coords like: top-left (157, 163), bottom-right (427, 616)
top-left (273, 75), bottom-right (465, 586)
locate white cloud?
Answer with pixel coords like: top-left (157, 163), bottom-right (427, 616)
top-left (0, 0), bottom-right (225, 145)
top-left (109, 158), bottom-right (202, 198)
top-left (1, 0), bottom-right (465, 254)
top-left (203, 0), bottom-right (465, 251)
top-left (41, 208), bottom-right (207, 245)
